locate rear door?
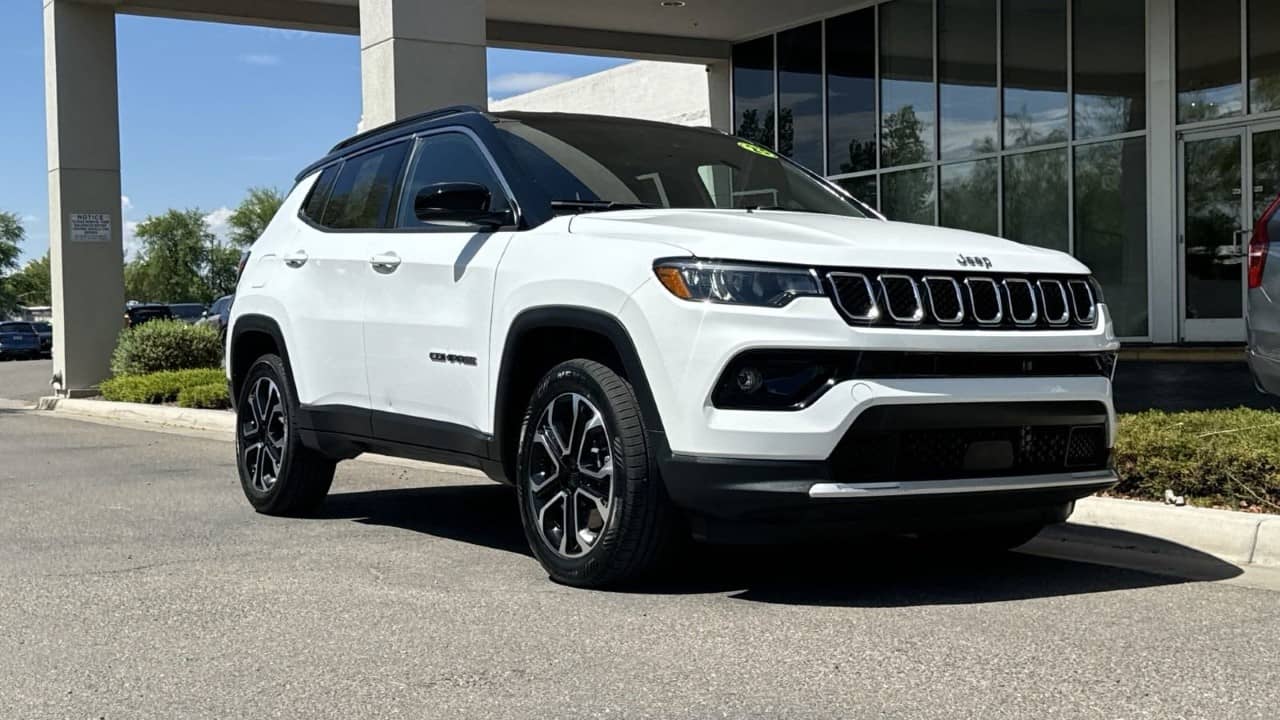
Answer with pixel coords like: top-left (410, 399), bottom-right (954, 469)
top-left (363, 128), bottom-right (517, 451)
top-left (282, 141), bottom-right (409, 420)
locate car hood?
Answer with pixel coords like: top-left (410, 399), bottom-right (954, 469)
top-left (568, 209), bottom-right (1090, 274)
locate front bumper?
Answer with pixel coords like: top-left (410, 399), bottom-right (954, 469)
top-left (657, 443), bottom-right (1115, 541)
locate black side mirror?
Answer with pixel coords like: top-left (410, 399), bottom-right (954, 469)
top-left (414, 182), bottom-right (510, 228)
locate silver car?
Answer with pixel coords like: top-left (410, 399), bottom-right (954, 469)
top-left (1247, 195), bottom-right (1280, 393)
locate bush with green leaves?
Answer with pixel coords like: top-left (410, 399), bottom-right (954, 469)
top-left (111, 319), bottom-right (222, 376)
top-left (100, 368), bottom-right (225, 405)
top-left (177, 382), bottom-right (230, 410)
top-left (1114, 408), bottom-right (1280, 511)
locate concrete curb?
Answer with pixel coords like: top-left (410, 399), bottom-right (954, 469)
top-left (31, 395), bottom-right (1280, 569)
top-left (37, 396), bottom-right (236, 433)
top-left (1071, 496), bottom-right (1280, 568)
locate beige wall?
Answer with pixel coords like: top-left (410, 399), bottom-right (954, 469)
top-left (490, 60), bottom-right (711, 127)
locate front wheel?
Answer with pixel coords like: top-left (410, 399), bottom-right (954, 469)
top-left (516, 360), bottom-right (681, 588)
top-left (236, 354), bottom-right (335, 516)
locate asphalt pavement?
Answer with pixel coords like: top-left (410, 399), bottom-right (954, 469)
top-left (1, 410), bottom-right (1277, 719)
top-left (0, 357), bottom-right (51, 403)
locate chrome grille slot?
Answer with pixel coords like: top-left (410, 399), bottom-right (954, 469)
top-left (964, 278), bottom-right (1003, 325)
top-left (828, 272), bottom-right (879, 321)
top-left (923, 276), bottom-right (964, 324)
top-left (879, 275), bottom-right (924, 323)
top-left (825, 269), bottom-right (1096, 330)
top-left (1037, 279), bottom-right (1070, 325)
top-left (1003, 278), bottom-right (1038, 325)
top-left (1067, 279), bottom-right (1096, 324)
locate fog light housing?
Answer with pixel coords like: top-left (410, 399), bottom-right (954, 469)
top-left (712, 352), bottom-right (840, 410)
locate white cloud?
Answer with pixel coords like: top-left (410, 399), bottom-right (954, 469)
top-left (120, 195), bottom-right (132, 212)
top-left (21, 214), bottom-right (38, 224)
top-left (239, 53), bottom-right (281, 66)
top-left (489, 72), bottom-right (571, 97)
top-left (203, 207), bottom-right (235, 244)
top-left (123, 220), bottom-right (142, 259)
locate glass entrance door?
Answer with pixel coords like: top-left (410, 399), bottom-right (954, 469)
top-left (1179, 124), bottom-right (1280, 341)
top-left (1180, 129), bottom-right (1246, 341)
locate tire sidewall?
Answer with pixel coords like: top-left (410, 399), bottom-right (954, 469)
top-left (516, 363), bottom-right (643, 585)
top-left (236, 354), bottom-right (300, 511)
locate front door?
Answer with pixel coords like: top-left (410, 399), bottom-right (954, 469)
top-left (1180, 123), bottom-right (1280, 341)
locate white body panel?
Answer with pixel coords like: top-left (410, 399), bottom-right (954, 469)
top-left (364, 229), bottom-right (513, 430)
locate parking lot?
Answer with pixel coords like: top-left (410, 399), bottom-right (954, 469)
top-left (2, 408), bottom-right (1278, 719)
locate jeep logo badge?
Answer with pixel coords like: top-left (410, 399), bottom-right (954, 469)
top-left (956, 253), bottom-right (993, 269)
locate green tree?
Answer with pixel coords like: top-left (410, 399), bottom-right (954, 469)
top-left (0, 211), bottom-right (27, 315)
top-left (227, 187), bottom-right (284, 247)
top-left (7, 253), bottom-right (51, 307)
top-left (205, 243), bottom-right (242, 299)
top-left (127, 209), bottom-right (216, 303)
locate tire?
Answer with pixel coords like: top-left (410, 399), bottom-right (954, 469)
top-left (515, 359), bottom-right (682, 588)
top-left (236, 353), bottom-right (335, 516)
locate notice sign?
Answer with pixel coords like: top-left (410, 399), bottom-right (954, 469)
top-left (69, 212), bottom-right (112, 243)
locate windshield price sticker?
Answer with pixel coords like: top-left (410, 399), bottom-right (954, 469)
top-left (737, 141), bottom-right (778, 159)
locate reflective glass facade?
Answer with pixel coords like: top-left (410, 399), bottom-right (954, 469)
top-left (731, 0), bottom-right (1149, 337)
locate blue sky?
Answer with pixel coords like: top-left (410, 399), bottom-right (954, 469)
top-left (0, 5), bottom-right (626, 264)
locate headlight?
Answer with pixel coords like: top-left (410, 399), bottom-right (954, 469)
top-left (653, 259), bottom-right (823, 307)
top-left (1089, 276), bottom-right (1106, 304)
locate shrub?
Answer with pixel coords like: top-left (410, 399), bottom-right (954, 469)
top-left (111, 319), bottom-right (222, 376)
top-left (100, 368), bottom-right (226, 405)
top-left (1114, 408), bottom-right (1280, 511)
top-left (177, 382), bottom-right (230, 410)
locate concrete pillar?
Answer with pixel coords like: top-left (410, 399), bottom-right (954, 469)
top-left (707, 60), bottom-right (732, 132)
top-left (358, 0), bottom-right (488, 131)
top-left (44, 0), bottom-right (126, 396)
top-left (1147, 0), bottom-right (1178, 343)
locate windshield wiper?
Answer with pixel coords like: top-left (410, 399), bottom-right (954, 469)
top-left (550, 200), bottom-right (656, 215)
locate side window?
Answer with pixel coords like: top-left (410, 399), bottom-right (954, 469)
top-left (301, 165), bottom-right (340, 223)
top-left (397, 133), bottom-right (511, 227)
top-left (321, 141), bottom-right (409, 229)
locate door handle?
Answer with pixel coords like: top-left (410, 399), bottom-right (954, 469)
top-left (282, 250), bottom-right (308, 268)
top-left (370, 252), bottom-right (402, 272)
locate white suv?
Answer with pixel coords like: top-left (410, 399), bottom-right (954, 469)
top-left (228, 107), bottom-right (1120, 587)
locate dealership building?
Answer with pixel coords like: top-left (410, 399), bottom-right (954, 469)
top-left (42, 0), bottom-right (1280, 393)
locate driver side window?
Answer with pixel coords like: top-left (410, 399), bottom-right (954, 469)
top-left (396, 132), bottom-right (511, 228)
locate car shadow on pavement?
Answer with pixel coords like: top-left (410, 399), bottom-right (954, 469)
top-left (319, 484), bottom-right (534, 557)
top-left (317, 484), bottom-right (1243, 606)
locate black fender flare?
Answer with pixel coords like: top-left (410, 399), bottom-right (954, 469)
top-left (492, 306), bottom-right (666, 463)
top-left (228, 314), bottom-right (294, 404)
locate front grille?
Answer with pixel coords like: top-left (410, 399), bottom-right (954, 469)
top-left (826, 268), bottom-right (1098, 330)
top-left (828, 402), bottom-right (1111, 482)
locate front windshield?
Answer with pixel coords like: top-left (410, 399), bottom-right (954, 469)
top-left (494, 115), bottom-right (870, 218)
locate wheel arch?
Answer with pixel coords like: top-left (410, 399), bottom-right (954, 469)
top-left (229, 314), bottom-right (294, 409)
top-left (493, 306), bottom-right (665, 482)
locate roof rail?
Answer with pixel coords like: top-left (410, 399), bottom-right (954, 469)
top-left (329, 105), bottom-right (483, 152)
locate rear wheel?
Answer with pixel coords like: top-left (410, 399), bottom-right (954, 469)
top-left (516, 359), bottom-right (681, 587)
top-left (236, 354), bottom-right (335, 516)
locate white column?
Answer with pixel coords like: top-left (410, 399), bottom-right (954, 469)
top-left (44, 0), bottom-right (126, 396)
top-left (707, 59), bottom-right (732, 132)
top-left (358, 0), bottom-right (488, 131)
top-left (1147, 0), bottom-right (1178, 343)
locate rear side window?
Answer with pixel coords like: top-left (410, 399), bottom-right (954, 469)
top-left (320, 141), bottom-right (409, 229)
top-left (301, 165), bottom-right (340, 223)
top-left (396, 132), bottom-right (511, 228)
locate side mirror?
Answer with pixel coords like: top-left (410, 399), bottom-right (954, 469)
top-left (413, 182), bottom-right (510, 228)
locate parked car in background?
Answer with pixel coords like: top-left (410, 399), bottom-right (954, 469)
top-left (228, 108), bottom-right (1119, 588)
top-left (0, 322), bottom-right (43, 361)
top-left (169, 303), bottom-right (207, 325)
top-left (199, 294), bottom-right (234, 343)
top-left (31, 321), bottom-right (52, 357)
top-left (1248, 195), bottom-right (1280, 394)
top-left (124, 304), bottom-right (173, 328)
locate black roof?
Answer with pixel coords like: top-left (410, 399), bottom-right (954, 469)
top-left (295, 106), bottom-right (728, 182)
